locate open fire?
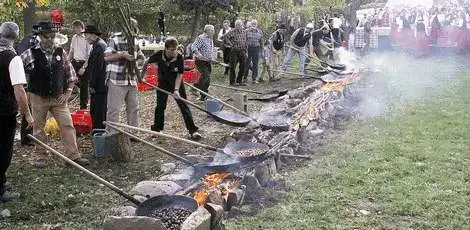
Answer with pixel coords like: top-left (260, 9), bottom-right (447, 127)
top-left (193, 171), bottom-right (240, 206)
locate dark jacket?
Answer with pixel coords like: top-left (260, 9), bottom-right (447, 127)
top-left (0, 50), bottom-right (18, 116)
top-left (28, 47), bottom-right (67, 98)
top-left (86, 38), bottom-right (107, 93)
top-left (294, 28), bottom-right (312, 47)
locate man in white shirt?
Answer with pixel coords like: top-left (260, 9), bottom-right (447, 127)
top-left (217, 20), bottom-right (232, 75)
top-left (68, 20), bottom-right (91, 109)
top-left (0, 22), bottom-right (34, 201)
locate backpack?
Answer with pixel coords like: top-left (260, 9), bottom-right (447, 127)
top-left (272, 31), bottom-right (284, 50)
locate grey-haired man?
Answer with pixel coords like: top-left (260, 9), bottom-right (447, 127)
top-left (191, 24), bottom-right (215, 101)
top-left (0, 22), bottom-right (34, 201)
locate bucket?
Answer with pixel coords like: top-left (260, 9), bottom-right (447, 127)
top-left (204, 99), bottom-right (223, 118)
top-left (92, 129), bottom-right (108, 157)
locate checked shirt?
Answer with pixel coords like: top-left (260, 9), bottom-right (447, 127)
top-left (191, 34), bottom-right (214, 60)
top-left (105, 32), bottom-right (145, 86)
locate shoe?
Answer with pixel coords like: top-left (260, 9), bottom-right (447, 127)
top-left (252, 80), bottom-right (256, 84)
top-left (72, 158), bottom-right (90, 166)
top-left (258, 79), bottom-right (265, 83)
top-left (35, 159), bottom-right (47, 168)
top-left (237, 83), bottom-right (246, 86)
top-left (1, 190), bottom-right (20, 202)
top-left (229, 83), bottom-right (235, 86)
top-left (190, 132), bottom-right (202, 141)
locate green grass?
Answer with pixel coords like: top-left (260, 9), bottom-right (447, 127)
top-left (227, 67), bottom-right (470, 229)
top-left (0, 142), bottom-right (162, 229)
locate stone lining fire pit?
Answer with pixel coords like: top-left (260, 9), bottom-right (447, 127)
top-left (103, 70), bottom-right (361, 230)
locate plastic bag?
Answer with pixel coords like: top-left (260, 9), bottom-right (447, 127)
top-left (44, 118), bottom-right (59, 136)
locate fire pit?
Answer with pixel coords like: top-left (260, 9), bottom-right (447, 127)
top-left (135, 195), bottom-right (198, 229)
top-left (102, 69), bottom-right (362, 230)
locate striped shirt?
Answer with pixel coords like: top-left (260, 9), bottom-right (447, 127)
top-left (191, 34), bottom-right (214, 61)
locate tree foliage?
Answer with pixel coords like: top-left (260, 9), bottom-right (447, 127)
top-left (51, 0), bottom-right (160, 34)
top-left (0, 0), bottom-right (348, 40)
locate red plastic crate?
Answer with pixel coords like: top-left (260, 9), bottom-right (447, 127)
top-left (146, 64), bottom-right (157, 76)
top-left (138, 75), bottom-right (158, 92)
top-left (71, 109), bottom-right (92, 135)
top-left (183, 70), bottom-right (200, 84)
top-left (184, 59), bottom-right (196, 70)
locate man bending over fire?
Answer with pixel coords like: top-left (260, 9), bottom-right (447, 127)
top-left (142, 37), bottom-right (202, 141)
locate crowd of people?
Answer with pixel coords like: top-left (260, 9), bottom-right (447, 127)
top-left (0, 10), bottom-right (347, 202)
top-left (353, 2), bottom-right (470, 55)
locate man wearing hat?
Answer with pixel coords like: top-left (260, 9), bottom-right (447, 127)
top-left (0, 22), bottom-right (34, 201)
top-left (20, 21), bottom-right (89, 168)
top-left (83, 25), bottom-right (107, 130)
top-left (280, 23), bottom-right (315, 78)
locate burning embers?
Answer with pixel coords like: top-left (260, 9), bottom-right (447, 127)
top-left (193, 171), bottom-right (240, 207)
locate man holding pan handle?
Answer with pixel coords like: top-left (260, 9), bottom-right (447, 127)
top-left (104, 18), bottom-right (145, 136)
top-left (142, 37), bottom-right (202, 141)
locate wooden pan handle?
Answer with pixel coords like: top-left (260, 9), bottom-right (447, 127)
top-left (211, 83), bottom-right (263, 94)
top-left (142, 81), bottom-right (209, 114)
top-left (105, 121), bottom-right (219, 151)
top-left (270, 69), bottom-right (327, 83)
top-left (105, 122), bottom-right (195, 165)
top-left (184, 82), bottom-right (253, 118)
top-left (27, 134), bottom-right (141, 206)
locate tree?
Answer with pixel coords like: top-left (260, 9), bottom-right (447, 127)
top-left (52, 0), bottom-right (160, 35)
top-left (0, 0), bottom-right (48, 36)
top-left (172, 0), bottom-right (236, 40)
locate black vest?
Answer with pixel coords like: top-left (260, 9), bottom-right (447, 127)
top-left (0, 50), bottom-right (18, 116)
top-left (28, 47), bottom-right (67, 98)
top-left (294, 28), bottom-right (312, 47)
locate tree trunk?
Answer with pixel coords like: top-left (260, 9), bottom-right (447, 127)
top-left (23, 0), bottom-right (36, 36)
top-left (190, 7), bottom-right (202, 40)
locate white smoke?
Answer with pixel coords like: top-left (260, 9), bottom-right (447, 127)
top-left (347, 51), bottom-right (465, 118)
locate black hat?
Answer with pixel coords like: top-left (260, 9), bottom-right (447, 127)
top-left (83, 25), bottom-right (102, 36)
top-left (36, 21), bottom-right (59, 34)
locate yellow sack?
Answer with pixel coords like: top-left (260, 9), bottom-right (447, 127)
top-left (44, 118), bottom-right (59, 136)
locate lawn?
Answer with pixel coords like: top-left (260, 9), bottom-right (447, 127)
top-left (227, 54), bottom-right (470, 229)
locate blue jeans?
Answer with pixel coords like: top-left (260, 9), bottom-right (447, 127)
top-left (281, 46), bottom-right (306, 76)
